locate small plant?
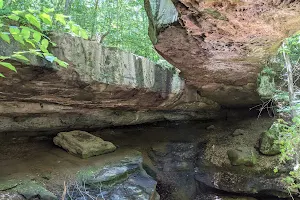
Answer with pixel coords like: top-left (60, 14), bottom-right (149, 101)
top-left (271, 117), bottom-right (300, 198)
top-left (0, 0), bottom-right (88, 77)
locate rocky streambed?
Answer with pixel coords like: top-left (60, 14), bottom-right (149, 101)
top-left (0, 115), bottom-right (295, 200)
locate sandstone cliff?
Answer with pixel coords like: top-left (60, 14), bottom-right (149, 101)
top-left (145, 0), bottom-right (300, 105)
top-left (0, 34), bottom-right (219, 133)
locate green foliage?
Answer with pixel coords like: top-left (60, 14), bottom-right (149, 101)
top-left (260, 33), bottom-right (300, 194)
top-left (274, 119), bottom-right (299, 163)
top-left (272, 117), bottom-right (300, 191)
top-left (0, 0), bottom-right (88, 77)
top-left (279, 33), bottom-right (300, 66)
top-left (8, 0), bottom-right (164, 63)
top-left (257, 66), bottom-right (277, 99)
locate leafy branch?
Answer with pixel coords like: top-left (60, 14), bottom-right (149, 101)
top-left (0, 0), bottom-right (88, 77)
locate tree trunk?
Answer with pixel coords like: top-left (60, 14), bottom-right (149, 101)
top-left (283, 42), bottom-right (296, 119)
top-left (91, 0), bottom-right (100, 38)
top-left (64, 0), bottom-right (73, 14)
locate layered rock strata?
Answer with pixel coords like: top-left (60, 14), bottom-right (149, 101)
top-left (145, 0), bottom-right (300, 105)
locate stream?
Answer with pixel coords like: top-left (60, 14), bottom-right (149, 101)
top-left (0, 116), bottom-right (294, 200)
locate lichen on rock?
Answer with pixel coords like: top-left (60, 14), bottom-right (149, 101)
top-left (53, 130), bottom-right (116, 158)
top-left (227, 147), bottom-right (258, 166)
top-left (259, 122), bottom-right (282, 156)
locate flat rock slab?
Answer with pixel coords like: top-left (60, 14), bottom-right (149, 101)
top-left (53, 130), bottom-right (116, 158)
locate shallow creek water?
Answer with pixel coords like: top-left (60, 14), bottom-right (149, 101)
top-left (0, 116), bottom-right (291, 200)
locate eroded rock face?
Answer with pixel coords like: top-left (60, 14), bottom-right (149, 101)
top-left (0, 33), bottom-right (220, 133)
top-left (145, 0), bottom-right (300, 105)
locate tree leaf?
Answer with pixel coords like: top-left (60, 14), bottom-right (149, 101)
top-left (41, 39), bottom-right (49, 49)
top-left (0, 56), bottom-right (9, 60)
top-left (12, 10), bottom-right (24, 15)
top-left (80, 29), bottom-right (88, 40)
top-left (25, 39), bottom-right (36, 48)
top-left (55, 58), bottom-right (68, 68)
top-left (33, 32), bottom-right (41, 43)
top-left (0, 0), bottom-right (3, 9)
top-left (0, 32), bottom-right (10, 43)
top-left (12, 54), bottom-right (29, 62)
top-left (39, 13), bottom-right (52, 25)
top-left (0, 62), bottom-right (17, 72)
top-left (28, 9), bottom-right (36, 13)
top-left (71, 24), bottom-right (80, 35)
top-left (43, 8), bottom-right (55, 13)
top-left (55, 14), bottom-right (66, 25)
top-left (0, 73), bottom-right (5, 78)
top-left (25, 14), bottom-right (41, 30)
top-left (12, 34), bottom-right (25, 45)
top-left (9, 26), bottom-right (20, 35)
top-left (21, 28), bottom-right (30, 39)
top-left (40, 39), bottom-right (49, 53)
top-left (8, 14), bottom-right (19, 21)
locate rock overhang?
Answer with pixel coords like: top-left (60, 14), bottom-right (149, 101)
top-left (145, 0), bottom-right (300, 106)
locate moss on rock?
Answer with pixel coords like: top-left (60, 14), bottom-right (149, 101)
top-left (227, 147), bottom-right (258, 166)
top-left (10, 180), bottom-right (57, 200)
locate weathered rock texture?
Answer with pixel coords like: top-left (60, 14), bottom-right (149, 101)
top-left (53, 130), bottom-right (116, 158)
top-left (75, 152), bottom-right (159, 200)
top-left (145, 0), bottom-right (300, 105)
top-left (0, 34), bottom-right (220, 133)
top-left (145, 118), bottom-right (291, 199)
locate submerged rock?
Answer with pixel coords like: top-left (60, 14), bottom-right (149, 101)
top-left (148, 142), bottom-right (198, 200)
top-left (195, 194), bottom-right (257, 200)
top-left (227, 147), bottom-right (258, 166)
top-left (232, 129), bottom-right (247, 137)
top-left (195, 171), bottom-right (287, 198)
top-left (0, 180), bottom-right (56, 200)
top-left (193, 118), bottom-right (292, 198)
top-left (0, 192), bottom-right (25, 200)
top-left (53, 130), bottom-right (116, 158)
top-left (71, 153), bottom-right (159, 200)
top-left (206, 125), bottom-right (216, 130)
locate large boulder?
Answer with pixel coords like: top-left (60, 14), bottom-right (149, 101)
top-left (53, 130), bottom-right (116, 158)
top-left (145, 0), bottom-right (300, 106)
